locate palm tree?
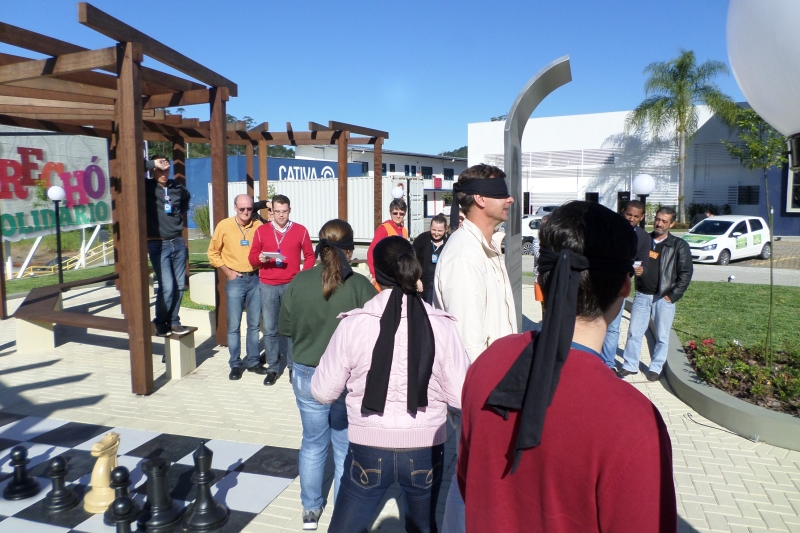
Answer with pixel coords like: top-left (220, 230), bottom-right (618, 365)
top-left (626, 50), bottom-right (736, 223)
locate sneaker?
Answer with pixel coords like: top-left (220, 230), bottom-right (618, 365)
top-left (155, 323), bottom-right (172, 337)
top-left (171, 324), bottom-right (191, 336)
top-left (246, 364), bottom-right (268, 375)
top-left (302, 508), bottom-right (322, 530)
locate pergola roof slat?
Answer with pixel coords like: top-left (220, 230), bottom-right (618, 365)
top-left (0, 94), bottom-right (113, 109)
top-left (328, 120), bottom-right (388, 139)
top-left (7, 77), bottom-right (118, 99)
top-left (0, 46), bottom-right (121, 85)
top-left (78, 2), bottom-right (237, 96)
top-left (0, 83), bottom-right (114, 105)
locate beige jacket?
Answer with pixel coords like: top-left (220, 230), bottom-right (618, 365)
top-left (433, 218), bottom-right (517, 361)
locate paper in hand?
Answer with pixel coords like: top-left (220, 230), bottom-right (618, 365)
top-left (261, 252), bottom-right (286, 261)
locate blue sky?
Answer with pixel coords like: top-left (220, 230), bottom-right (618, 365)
top-left (0, 0), bottom-right (743, 155)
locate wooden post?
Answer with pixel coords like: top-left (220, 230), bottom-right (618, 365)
top-left (258, 139), bottom-right (268, 219)
top-left (0, 241), bottom-right (7, 320)
top-left (373, 138), bottom-right (383, 230)
top-left (245, 142), bottom-right (255, 198)
top-left (210, 87), bottom-right (229, 347)
top-left (337, 131), bottom-right (349, 220)
top-left (115, 42), bottom-right (153, 395)
top-left (171, 136), bottom-right (189, 286)
top-left (107, 137), bottom-right (123, 298)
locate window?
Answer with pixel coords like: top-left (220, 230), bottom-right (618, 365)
top-left (404, 165), bottom-right (410, 176)
top-left (389, 163), bottom-right (396, 173)
top-left (421, 166), bottom-right (433, 179)
top-left (749, 219), bottom-right (763, 231)
top-left (443, 168), bottom-right (454, 181)
top-left (789, 170), bottom-right (800, 213)
top-left (732, 221), bottom-right (748, 235)
top-left (529, 219), bottom-right (540, 230)
top-left (381, 163), bottom-right (386, 176)
top-left (738, 185), bottom-right (760, 205)
top-left (690, 220), bottom-right (733, 235)
top-left (411, 165), bottom-right (417, 176)
top-left (361, 162), bottom-right (369, 176)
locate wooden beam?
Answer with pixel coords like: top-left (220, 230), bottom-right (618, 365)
top-left (338, 131), bottom-right (349, 220)
top-left (248, 122), bottom-right (269, 132)
top-left (0, 46), bottom-right (121, 85)
top-left (0, 95), bottom-right (113, 110)
top-left (374, 138), bottom-right (383, 230)
top-left (209, 86), bottom-right (229, 346)
top-left (79, 2), bottom-right (238, 96)
top-left (329, 120), bottom-right (388, 139)
top-left (142, 87), bottom-right (224, 110)
top-left (0, 84), bottom-right (115, 105)
top-left (227, 121), bottom-right (246, 131)
top-left (258, 139), bottom-right (268, 219)
top-left (308, 121), bottom-right (333, 131)
top-left (114, 41), bottom-right (153, 395)
top-left (246, 142), bottom-right (255, 197)
top-left (7, 77), bottom-right (117, 99)
top-left (0, 114), bottom-right (112, 137)
top-left (349, 137), bottom-right (377, 145)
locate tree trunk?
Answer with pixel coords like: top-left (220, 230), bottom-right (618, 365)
top-left (678, 130), bottom-right (686, 223)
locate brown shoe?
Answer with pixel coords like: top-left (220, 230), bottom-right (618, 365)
top-left (646, 371), bottom-right (661, 382)
top-left (615, 368), bottom-right (637, 378)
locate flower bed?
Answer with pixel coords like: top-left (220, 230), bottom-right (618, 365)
top-left (685, 339), bottom-right (800, 416)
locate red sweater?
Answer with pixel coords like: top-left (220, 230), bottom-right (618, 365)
top-left (248, 221), bottom-right (315, 285)
top-left (458, 332), bottom-right (677, 533)
top-left (367, 220), bottom-right (408, 276)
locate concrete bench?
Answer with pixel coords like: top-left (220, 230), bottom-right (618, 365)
top-left (12, 273), bottom-right (198, 381)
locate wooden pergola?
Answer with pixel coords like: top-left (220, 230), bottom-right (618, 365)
top-left (0, 3), bottom-right (237, 394)
top-left (0, 4), bottom-right (391, 393)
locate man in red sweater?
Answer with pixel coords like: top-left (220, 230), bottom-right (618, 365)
top-left (367, 198), bottom-right (408, 279)
top-left (458, 201), bottom-right (677, 533)
top-left (249, 194), bottom-right (314, 385)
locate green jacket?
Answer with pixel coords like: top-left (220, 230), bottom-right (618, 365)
top-left (279, 265), bottom-right (377, 367)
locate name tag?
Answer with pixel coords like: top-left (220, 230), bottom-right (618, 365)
top-left (649, 250), bottom-right (659, 259)
top-left (163, 202), bottom-right (173, 214)
top-left (432, 253), bottom-right (439, 264)
top-left (240, 239), bottom-right (249, 246)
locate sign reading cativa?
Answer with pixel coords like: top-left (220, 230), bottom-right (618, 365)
top-left (278, 164), bottom-right (336, 180)
top-left (0, 132), bottom-right (111, 242)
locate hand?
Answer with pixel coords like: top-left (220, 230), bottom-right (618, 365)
top-left (153, 158), bottom-right (170, 171)
top-left (226, 270), bottom-right (242, 281)
top-left (416, 279), bottom-right (424, 293)
top-left (633, 266), bottom-right (644, 276)
top-left (663, 296), bottom-right (672, 303)
top-left (259, 253), bottom-right (268, 263)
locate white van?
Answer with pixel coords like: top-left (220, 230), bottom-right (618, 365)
top-left (682, 215), bottom-right (771, 265)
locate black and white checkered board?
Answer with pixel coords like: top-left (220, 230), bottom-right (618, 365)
top-left (0, 412), bottom-right (298, 532)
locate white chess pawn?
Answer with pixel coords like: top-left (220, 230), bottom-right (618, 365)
top-left (84, 432), bottom-right (120, 513)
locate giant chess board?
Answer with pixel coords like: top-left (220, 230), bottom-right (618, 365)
top-left (0, 412), bottom-right (298, 532)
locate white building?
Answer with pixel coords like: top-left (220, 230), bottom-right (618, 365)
top-left (296, 145), bottom-right (468, 217)
top-left (468, 107), bottom-right (787, 221)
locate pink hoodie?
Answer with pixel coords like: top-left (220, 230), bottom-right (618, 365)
top-left (311, 290), bottom-right (470, 449)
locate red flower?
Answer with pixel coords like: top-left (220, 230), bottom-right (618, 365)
top-left (689, 341), bottom-right (696, 350)
top-left (702, 338), bottom-right (714, 346)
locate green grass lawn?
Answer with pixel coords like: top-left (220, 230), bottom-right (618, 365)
top-left (6, 265), bottom-right (117, 295)
top-left (673, 281), bottom-right (800, 349)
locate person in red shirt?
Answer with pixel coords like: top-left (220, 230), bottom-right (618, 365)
top-left (249, 194), bottom-right (315, 385)
top-left (458, 201), bottom-right (677, 533)
top-left (367, 198), bottom-right (408, 279)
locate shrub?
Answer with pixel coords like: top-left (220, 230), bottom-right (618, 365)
top-left (191, 203), bottom-right (211, 238)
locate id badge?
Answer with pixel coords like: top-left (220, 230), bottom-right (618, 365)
top-left (240, 239), bottom-right (249, 246)
top-left (164, 202), bottom-right (173, 214)
top-left (275, 259), bottom-right (283, 266)
top-left (432, 253), bottom-right (439, 264)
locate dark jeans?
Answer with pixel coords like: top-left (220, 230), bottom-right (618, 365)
top-left (260, 282), bottom-right (292, 373)
top-left (329, 443), bottom-right (445, 533)
top-left (147, 236), bottom-right (187, 327)
top-left (226, 273), bottom-right (261, 369)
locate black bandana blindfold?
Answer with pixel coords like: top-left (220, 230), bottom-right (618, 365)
top-left (314, 237), bottom-right (355, 280)
top-left (449, 179), bottom-right (510, 230)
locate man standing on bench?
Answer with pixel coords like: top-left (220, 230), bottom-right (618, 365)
top-left (145, 155), bottom-right (191, 338)
top-left (208, 194), bottom-right (267, 380)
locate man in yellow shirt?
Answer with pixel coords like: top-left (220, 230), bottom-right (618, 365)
top-left (207, 194), bottom-right (266, 380)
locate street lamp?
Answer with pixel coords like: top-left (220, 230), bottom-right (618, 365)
top-left (47, 185), bottom-right (66, 284)
top-left (632, 174), bottom-right (656, 228)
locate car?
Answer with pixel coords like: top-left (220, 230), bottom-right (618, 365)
top-left (534, 205), bottom-right (558, 216)
top-left (682, 215), bottom-right (771, 265)
top-left (496, 215), bottom-right (544, 255)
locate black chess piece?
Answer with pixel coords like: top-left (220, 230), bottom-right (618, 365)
top-left (43, 456), bottom-right (79, 512)
top-left (182, 441), bottom-right (228, 532)
top-left (112, 495), bottom-right (136, 533)
top-left (136, 458), bottom-right (182, 533)
top-left (3, 446), bottom-right (41, 500)
top-left (104, 466), bottom-right (140, 525)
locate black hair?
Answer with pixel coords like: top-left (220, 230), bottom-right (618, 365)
top-left (539, 201), bottom-right (636, 317)
top-left (656, 205), bottom-right (677, 222)
top-left (373, 236), bottom-right (421, 294)
top-left (456, 164), bottom-right (506, 214)
top-left (430, 213), bottom-right (448, 228)
top-left (625, 200), bottom-right (645, 212)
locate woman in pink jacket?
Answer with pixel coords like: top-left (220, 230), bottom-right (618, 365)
top-left (311, 236), bottom-right (470, 533)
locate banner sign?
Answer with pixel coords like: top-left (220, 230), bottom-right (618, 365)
top-left (0, 130), bottom-right (111, 242)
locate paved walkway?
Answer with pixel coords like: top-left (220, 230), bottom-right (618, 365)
top-left (0, 285), bottom-right (798, 532)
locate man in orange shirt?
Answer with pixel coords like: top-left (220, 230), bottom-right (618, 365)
top-left (367, 198), bottom-right (408, 278)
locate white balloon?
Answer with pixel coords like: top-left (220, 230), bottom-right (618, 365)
top-left (728, 0), bottom-right (800, 136)
top-left (632, 174), bottom-right (656, 196)
top-left (391, 186), bottom-right (404, 199)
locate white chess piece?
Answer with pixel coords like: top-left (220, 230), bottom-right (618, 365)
top-left (84, 432), bottom-right (120, 513)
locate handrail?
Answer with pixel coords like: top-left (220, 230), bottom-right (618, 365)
top-left (20, 240), bottom-right (113, 277)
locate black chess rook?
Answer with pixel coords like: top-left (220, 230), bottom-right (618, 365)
top-left (182, 441), bottom-right (228, 533)
top-left (137, 458), bottom-right (182, 533)
top-left (3, 446), bottom-right (41, 501)
top-left (43, 456), bottom-right (79, 512)
top-left (112, 495), bottom-right (136, 533)
top-left (104, 466), bottom-right (139, 525)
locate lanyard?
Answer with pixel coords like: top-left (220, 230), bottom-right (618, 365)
top-left (272, 221), bottom-right (291, 252)
top-left (160, 184), bottom-right (170, 202)
top-left (236, 220), bottom-right (251, 240)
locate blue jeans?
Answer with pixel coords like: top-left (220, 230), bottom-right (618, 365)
top-left (329, 443), bottom-right (445, 533)
top-left (226, 273), bottom-right (261, 369)
top-left (147, 236), bottom-right (187, 327)
top-left (621, 292), bottom-right (676, 374)
top-left (600, 301), bottom-right (625, 369)
top-left (260, 283), bottom-right (292, 373)
top-left (292, 363), bottom-right (349, 512)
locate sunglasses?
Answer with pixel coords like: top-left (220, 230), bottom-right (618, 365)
top-left (237, 207), bottom-right (253, 212)
top-left (392, 211), bottom-right (406, 216)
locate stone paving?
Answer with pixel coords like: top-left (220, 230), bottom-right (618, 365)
top-left (0, 285), bottom-right (798, 532)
